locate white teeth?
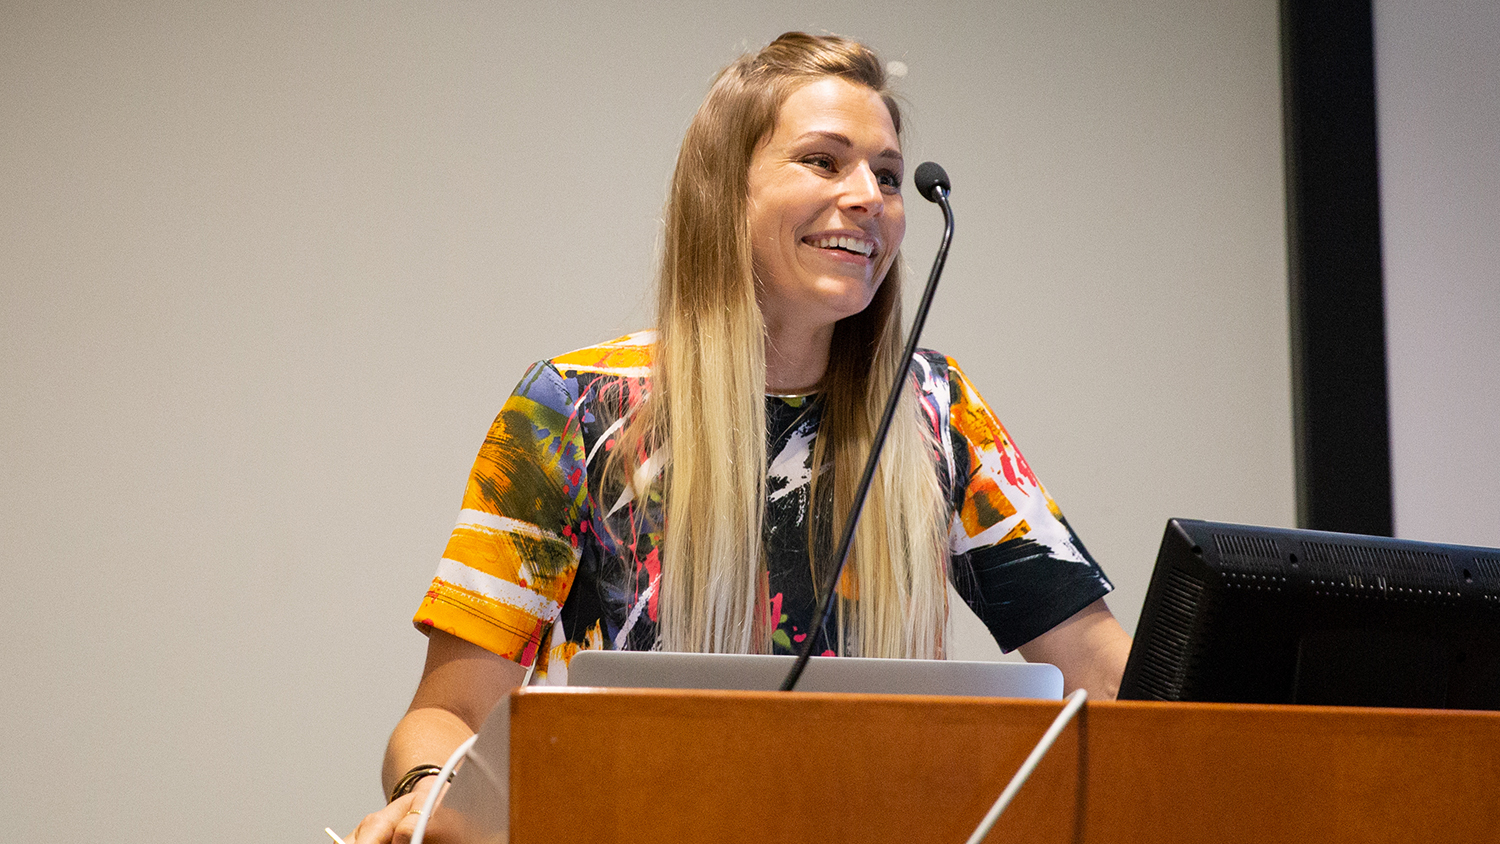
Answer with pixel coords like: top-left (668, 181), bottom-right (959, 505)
top-left (810, 235), bottom-right (874, 257)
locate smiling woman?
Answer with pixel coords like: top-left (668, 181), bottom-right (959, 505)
top-left (346, 31), bottom-right (1130, 844)
top-left (748, 76), bottom-right (907, 393)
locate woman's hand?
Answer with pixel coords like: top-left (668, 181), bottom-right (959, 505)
top-left (345, 779), bottom-right (423, 844)
top-left (344, 776), bottom-right (439, 844)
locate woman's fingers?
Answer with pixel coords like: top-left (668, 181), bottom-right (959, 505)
top-left (392, 778), bottom-right (449, 844)
top-left (344, 775), bottom-right (451, 844)
top-left (347, 789), bottom-right (418, 844)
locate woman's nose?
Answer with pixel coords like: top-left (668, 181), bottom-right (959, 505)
top-left (840, 163), bottom-right (884, 216)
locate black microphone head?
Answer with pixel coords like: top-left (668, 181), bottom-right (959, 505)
top-left (914, 161), bottom-right (950, 202)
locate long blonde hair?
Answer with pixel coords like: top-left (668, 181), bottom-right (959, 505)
top-left (610, 32), bottom-right (949, 658)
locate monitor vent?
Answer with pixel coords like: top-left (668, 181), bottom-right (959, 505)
top-left (1474, 556), bottom-right (1500, 583)
top-left (1214, 533), bottom-right (1279, 561)
top-left (1303, 541), bottom-right (1454, 587)
top-left (1213, 532), bottom-right (1285, 582)
top-left (1135, 568), bottom-right (1205, 701)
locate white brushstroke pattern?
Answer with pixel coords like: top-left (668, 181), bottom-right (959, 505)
top-left (455, 509), bottom-right (569, 547)
top-left (767, 425), bottom-right (816, 502)
top-left (606, 444), bottom-right (669, 517)
top-left (613, 573), bottom-right (661, 649)
top-left (434, 557), bottom-right (563, 619)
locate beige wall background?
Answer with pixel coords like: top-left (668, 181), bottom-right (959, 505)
top-left (1, 1), bottom-right (1291, 841)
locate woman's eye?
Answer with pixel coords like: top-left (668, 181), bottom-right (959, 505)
top-left (878, 172), bottom-right (902, 191)
top-left (802, 154), bottom-right (836, 171)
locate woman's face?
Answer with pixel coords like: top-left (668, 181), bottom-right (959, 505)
top-left (747, 77), bottom-right (905, 337)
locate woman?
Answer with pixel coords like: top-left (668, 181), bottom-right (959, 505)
top-left (348, 31), bottom-right (1131, 844)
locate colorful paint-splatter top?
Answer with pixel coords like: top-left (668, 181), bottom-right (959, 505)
top-left (414, 331), bottom-right (1112, 682)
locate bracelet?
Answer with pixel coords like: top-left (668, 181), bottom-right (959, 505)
top-left (388, 765), bottom-right (451, 804)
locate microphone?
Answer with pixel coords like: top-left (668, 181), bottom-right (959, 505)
top-left (914, 161), bottom-right (950, 202)
top-left (780, 162), bottom-right (955, 691)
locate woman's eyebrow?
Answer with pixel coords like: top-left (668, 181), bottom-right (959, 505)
top-left (793, 130), bottom-right (903, 163)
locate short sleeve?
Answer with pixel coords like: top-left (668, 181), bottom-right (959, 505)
top-left (942, 357), bottom-right (1113, 651)
top-left (412, 361), bottom-right (590, 666)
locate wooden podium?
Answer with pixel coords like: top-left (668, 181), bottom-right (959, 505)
top-left (435, 687), bottom-right (1500, 843)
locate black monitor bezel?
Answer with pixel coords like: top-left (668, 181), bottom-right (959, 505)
top-left (1120, 518), bottom-right (1500, 710)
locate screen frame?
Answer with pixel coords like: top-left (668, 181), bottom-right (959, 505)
top-left (1120, 518), bottom-right (1500, 709)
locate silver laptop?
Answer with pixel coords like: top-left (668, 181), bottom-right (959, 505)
top-left (433, 652), bottom-right (1062, 839)
top-left (566, 650), bottom-right (1063, 700)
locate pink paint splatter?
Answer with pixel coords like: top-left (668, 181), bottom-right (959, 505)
top-left (998, 447), bottom-right (1023, 490)
top-left (519, 619), bottom-right (547, 666)
top-left (642, 547), bottom-right (662, 621)
top-left (1012, 447), bottom-right (1040, 487)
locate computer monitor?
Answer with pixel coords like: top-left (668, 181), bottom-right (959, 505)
top-left (1120, 518), bottom-right (1500, 710)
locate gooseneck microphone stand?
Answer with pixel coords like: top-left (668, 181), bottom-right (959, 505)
top-left (780, 162), bottom-right (954, 692)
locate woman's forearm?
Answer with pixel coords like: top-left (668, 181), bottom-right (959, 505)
top-left (380, 705), bottom-right (476, 800)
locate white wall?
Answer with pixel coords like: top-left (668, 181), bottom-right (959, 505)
top-left (0, 2), bottom-right (1290, 841)
top-left (1375, 0), bottom-right (1500, 549)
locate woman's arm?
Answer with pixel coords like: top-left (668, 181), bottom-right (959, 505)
top-left (348, 629), bottom-right (528, 844)
top-left (1016, 598), bottom-right (1132, 700)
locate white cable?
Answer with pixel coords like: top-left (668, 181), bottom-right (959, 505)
top-left (963, 688), bottom-right (1088, 844)
top-left (409, 733), bottom-right (480, 844)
